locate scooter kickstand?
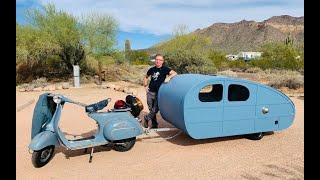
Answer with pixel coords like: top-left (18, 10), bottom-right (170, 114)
top-left (89, 147), bottom-right (94, 163)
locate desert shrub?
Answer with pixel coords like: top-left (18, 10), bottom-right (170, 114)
top-left (110, 50), bottom-right (126, 65)
top-left (81, 55), bottom-right (99, 75)
top-left (128, 50), bottom-right (150, 65)
top-left (248, 59), bottom-right (270, 70)
top-left (99, 55), bottom-right (116, 65)
top-left (208, 50), bottom-right (229, 70)
top-left (16, 61), bottom-right (51, 83)
top-left (164, 50), bottom-right (216, 74)
top-left (156, 34), bottom-right (211, 55)
top-left (250, 42), bottom-right (303, 70)
top-left (227, 60), bottom-right (249, 70)
top-left (132, 59), bottom-right (150, 65)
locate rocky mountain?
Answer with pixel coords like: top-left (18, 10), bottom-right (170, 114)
top-left (145, 15), bottom-right (304, 54)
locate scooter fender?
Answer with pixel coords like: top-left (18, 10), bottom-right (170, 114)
top-left (103, 114), bottom-right (143, 141)
top-left (29, 131), bottom-right (59, 151)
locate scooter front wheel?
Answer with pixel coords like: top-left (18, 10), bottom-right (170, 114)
top-left (113, 137), bottom-right (136, 152)
top-left (31, 145), bottom-right (55, 168)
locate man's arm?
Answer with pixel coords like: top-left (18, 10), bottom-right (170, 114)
top-left (168, 70), bottom-right (177, 78)
top-left (143, 75), bottom-right (149, 91)
top-left (164, 70), bottom-right (177, 83)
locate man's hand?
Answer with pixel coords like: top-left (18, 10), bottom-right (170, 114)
top-left (143, 75), bottom-right (149, 92)
top-left (144, 85), bottom-right (149, 92)
top-left (164, 70), bottom-right (177, 83)
top-left (164, 77), bottom-right (171, 83)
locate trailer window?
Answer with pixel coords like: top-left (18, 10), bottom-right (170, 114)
top-left (228, 84), bottom-right (249, 101)
top-left (199, 84), bottom-right (223, 102)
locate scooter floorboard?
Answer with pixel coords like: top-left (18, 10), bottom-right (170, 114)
top-left (67, 139), bottom-right (108, 150)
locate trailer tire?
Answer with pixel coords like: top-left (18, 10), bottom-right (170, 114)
top-left (247, 132), bottom-right (264, 140)
top-left (113, 137), bottom-right (136, 152)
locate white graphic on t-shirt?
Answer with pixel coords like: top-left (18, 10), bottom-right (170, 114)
top-left (152, 72), bottom-right (160, 81)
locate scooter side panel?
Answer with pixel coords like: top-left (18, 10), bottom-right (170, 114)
top-left (99, 112), bottom-right (143, 141)
top-left (29, 131), bottom-right (58, 151)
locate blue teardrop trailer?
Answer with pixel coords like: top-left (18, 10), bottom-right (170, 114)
top-left (158, 74), bottom-right (295, 140)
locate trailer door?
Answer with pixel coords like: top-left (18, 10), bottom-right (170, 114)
top-left (223, 82), bottom-right (257, 136)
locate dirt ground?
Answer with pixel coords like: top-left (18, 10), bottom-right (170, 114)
top-left (16, 84), bottom-right (304, 179)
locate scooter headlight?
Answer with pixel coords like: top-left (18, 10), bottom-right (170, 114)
top-left (53, 95), bottom-right (62, 104)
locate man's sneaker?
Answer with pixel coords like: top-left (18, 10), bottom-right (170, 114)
top-left (151, 124), bottom-right (158, 129)
top-left (151, 122), bottom-right (158, 129)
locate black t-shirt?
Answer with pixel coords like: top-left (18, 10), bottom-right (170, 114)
top-left (147, 66), bottom-right (171, 93)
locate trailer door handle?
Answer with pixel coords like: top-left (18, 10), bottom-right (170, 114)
top-left (262, 107), bottom-right (269, 114)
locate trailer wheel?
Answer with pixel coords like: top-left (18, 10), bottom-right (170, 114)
top-left (31, 145), bottom-right (55, 168)
top-left (113, 137), bottom-right (136, 152)
top-left (247, 132), bottom-right (264, 140)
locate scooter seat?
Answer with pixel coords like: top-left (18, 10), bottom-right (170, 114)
top-left (85, 99), bottom-right (109, 113)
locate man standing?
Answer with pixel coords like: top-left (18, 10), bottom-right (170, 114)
top-left (143, 54), bottom-right (177, 128)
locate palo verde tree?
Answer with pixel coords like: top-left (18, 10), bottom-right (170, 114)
top-left (156, 24), bottom-right (211, 55)
top-left (79, 12), bottom-right (118, 82)
top-left (26, 3), bottom-right (85, 74)
top-left (80, 12), bottom-right (118, 56)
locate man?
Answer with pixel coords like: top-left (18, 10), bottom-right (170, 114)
top-left (143, 54), bottom-right (177, 128)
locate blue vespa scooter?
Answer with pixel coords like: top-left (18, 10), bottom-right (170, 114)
top-left (28, 93), bottom-right (144, 168)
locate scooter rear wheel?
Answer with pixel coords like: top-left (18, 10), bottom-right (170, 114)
top-left (113, 137), bottom-right (136, 152)
top-left (32, 145), bottom-right (55, 168)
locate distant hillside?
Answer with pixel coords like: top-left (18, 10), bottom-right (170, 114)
top-left (144, 15), bottom-right (304, 54)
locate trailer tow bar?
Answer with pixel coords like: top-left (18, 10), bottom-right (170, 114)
top-left (141, 127), bottom-right (182, 141)
top-left (143, 127), bottom-right (177, 135)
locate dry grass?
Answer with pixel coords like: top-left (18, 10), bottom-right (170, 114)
top-left (217, 70), bottom-right (238, 77)
top-left (82, 55), bottom-right (150, 85)
top-left (18, 77), bottom-right (48, 90)
top-left (218, 69), bottom-right (304, 90)
top-left (257, 70), bottom-right (304, 89)
top-left (244, 67), bottom-right (263, 73)
top-left (270, 78), bottom-right (303, 89)
top-left (80, 74), bottom-right (94, 84)
top-left (102, 64), bottom-right (150, 85)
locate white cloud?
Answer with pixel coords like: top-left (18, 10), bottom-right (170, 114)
top-left (38, 0), bottom-right (304, 35)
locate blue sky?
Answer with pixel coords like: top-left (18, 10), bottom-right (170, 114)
top-left (16, 0), bottom-right (304, 50)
